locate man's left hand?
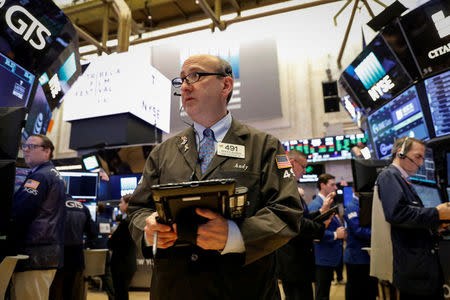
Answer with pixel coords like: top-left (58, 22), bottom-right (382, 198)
top-left (195, 208), bottom-right (228, 250)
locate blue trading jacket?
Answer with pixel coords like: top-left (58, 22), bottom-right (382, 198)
top-left (308, 195), bottom-right (343, 267)
top-left (343, 196), bottom-right (371, 265)
top-left (12, 161), bottom-right (66, 271)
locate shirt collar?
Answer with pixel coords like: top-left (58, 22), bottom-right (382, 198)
top-left (193, 112), bottom-right (232, 143)
top-left (392, 163), bottom-right (410, 180)
top-left (318, 192), bottom-right (326, 201)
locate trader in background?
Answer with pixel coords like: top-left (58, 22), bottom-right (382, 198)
top-left (128, 54), bottom-right (303, 300)
top-left (375, 136), bottom-right (450, 300)
top-left (10, 134), bottom-right (66, 300)
top-left (50, 191), bottom-right (96, 300)
top-left (276, 149), bottom-right (333, 300)
top-left (308, 173), bottom-right (346, 300)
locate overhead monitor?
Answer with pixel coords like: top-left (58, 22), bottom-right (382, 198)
top-left (109, 174), bottom-right (142, 200)
top-left (424, 69), bottom-right (450, 137)
top-left (0, 51), bottom-right (36, 108)
top-left (282, 134), bottom-right (368, 163)
top-left (351, 159), bottom-right (390, 193)
top-left (411, 184), bottom-right (442, 208)
top-left (59, 171), bottom-right (98, 200)
top-left (341, 34), bottom-right (413, 114)
top-left (368, 85), bottom-right (430, 159)
top-left (299, 164), bottom-right (324, 183)
top-left (400, 0), bottom-right (450, 78)
top-left (410, 148), bottom-right (436, 184)
top-left (22, 85), bottom-right (52, 142)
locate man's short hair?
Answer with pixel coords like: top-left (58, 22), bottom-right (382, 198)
top-left (287, 149), bottom-right (307, 161)
top-left (214, 56), bottom-right (234, 103)
top-left (97, 202), bottom-right (106, 214)
top-left (317, 173), bottom-right (335, 190)
top-left (391, 136), bottom-right (426, 160)
top-left (31, 134), bottom-right (55, 159)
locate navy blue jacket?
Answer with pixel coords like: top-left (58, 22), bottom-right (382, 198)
top-left (63, 195), bottom-right (95, 270)
top-left (12, 161), bottom-right (66, 271)
top-left (377, 165), bottom-right (442, 295)
top-left (343, 196), bottom-right (371, 265)
top-left (308, 195), bottom-right (343, 267)
top-left (276, 197), bottom-right (325, 283)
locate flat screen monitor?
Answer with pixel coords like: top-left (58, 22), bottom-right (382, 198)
top-left (283, 134), bottom-right (368, 163)
top-left (351, 159), bottom-right (390, 192)
top-left (341, 34), bottom-right (413, 114)
top-left (0, 51), bottom-right (35, 108)
top-left (368, 85), bottom-right (430, 159)
top-left (412, 184), bottom-right (442, 208)
top-left (447, 187), bottom-right (450, 201)
top-left (424, 69), bottom-right (450, 137)
top-left (299, 164), bottom-right (324, 183)
top-left (400, 0), bottom-right (450, 78)
top-left (14, 167), bottom-right (30, 193)
top-left (59, 171), bottom-right (98, 200)
top-left (410, 148), bottom-right (436, 184)
top-left (22, 85), bottom-right (52, 142)
top-left (342, 186), bottom-right (354, 208)
top-left (82, 155), bottom-right (100, 171)
top-left (110, 174), bottom-right (142, 200)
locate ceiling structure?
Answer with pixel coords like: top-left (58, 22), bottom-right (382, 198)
top-left (59, 0), bottom-right (389, 63)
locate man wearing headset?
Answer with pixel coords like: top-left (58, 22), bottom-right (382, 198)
top-left (376, 136), bottom-right (450, 300)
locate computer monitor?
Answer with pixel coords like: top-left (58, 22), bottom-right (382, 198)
top-left (342, 186), bottom-right (354, 208)
top-left (0, 107), bottom-right (27, 159)
top-left (109, 174), bottom-right (142, 200)
top-left (447, 187), bottom-right (450, 202)
top-left (410, 148), bottom-right (436, 184)
top-left (82, 154), bottom-right (100, 171)
top-left (412, 184), bottom-right (443, 208)
top-left (22, 85), bottom-right (52, 142)
top-left (351, 159), bottom-right (390, 192)
top-left (0, 51), bottom-right (36, 108)
top-left (59, 171), bottom-right (98, 200)
top-left (447, 152), bottom-right (450, 186)
top-left (424, 69), bottom-right (450, 137)
top-left (368, 85), bottom-right (430, 159)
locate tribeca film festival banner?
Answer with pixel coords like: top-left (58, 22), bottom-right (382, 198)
top-left (150, 38), bottom-right (283, 132)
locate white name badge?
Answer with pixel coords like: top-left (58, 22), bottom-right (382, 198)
top-left (217, 142), bottom-right (245, 159)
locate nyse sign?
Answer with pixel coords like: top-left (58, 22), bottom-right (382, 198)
top-left (368, 75), bottom-right (395, 101)
top-left (0, 3), bottom-right (51, 50)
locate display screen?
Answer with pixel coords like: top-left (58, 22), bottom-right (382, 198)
top-left (82, 155), bottom-right (100, 171)
top-left (22, 85), bottom-right (52, 142)
top-left (412, 184), bottom-right (442, 208)
top-left (0, 51), bottom-right (35, 107)
top-left (341, 34), bottom-right (413, 114)
top-left (299, 164), bottom-right (324, 183)
top-left (400, 0), bottom-right (450, 78)
top-left (77, 199), bottom-right (97, 222)
top-left (368, 85), bottom-right (430, 159)
top-left (342, 186), bottom-right (354, 208)
top-left (110, 174), bottom-right (142, 200)
top-left (60, 171), bottom-right (98, 200)
top-left (282, 134), bottom-right (368, 163)
top-left (14, 167), bottom-right (30, 193)
top-left (424, 69), bottom-right (450, 137)
top-left (410, 148), bottom-right (436, 184)
top-left (447, 152), bottom-right (450, 186)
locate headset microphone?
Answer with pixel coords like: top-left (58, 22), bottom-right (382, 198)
top-left (398, 137), bottom-right (408, 159)
top-left (405, 155), bottom-right (420, 168)
top-left (173, 91), bottom-right (181, 96)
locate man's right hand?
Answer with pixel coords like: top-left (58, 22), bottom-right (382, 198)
top-left (335, 226), bottom-right (346, 240)
top-left (144, 212), bottom-right (178, 249)
top-left (437, 203), bottom-right (450, 221)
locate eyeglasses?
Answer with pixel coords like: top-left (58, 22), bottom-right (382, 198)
top-left (22, 144), bottom-right (45, 150)
top-left (171, 72), bottom-right (228, 88)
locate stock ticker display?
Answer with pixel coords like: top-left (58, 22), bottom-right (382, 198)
top-left (425, 69), bottom-right (450, 137)
top-left (368, 85), bottom-right (430, 159)
top-left (282, 134), bottom-right (368, 163)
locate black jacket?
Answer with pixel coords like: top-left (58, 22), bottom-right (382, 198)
top-left (377, 165), bottom-right (442, 295)
top-left (108, 217), bottom-right (137, 276)
top-left (276, 197), bottom-right (325, 283)
top-left (12, 161), bottom-right (66, 271)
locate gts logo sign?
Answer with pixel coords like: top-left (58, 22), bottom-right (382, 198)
top-left (0, 1), bottom-right (51, 50)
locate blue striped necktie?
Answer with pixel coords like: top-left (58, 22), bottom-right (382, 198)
top-left (199, 128), bottom-right (215, 174)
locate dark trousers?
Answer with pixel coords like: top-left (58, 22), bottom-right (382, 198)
top-left (345, 263), bottom-right (377, 300)
top-left (334, 258), bottom-right (344, 281)
top-left (111, 267), bottom-right (134, 300)
top-left (282, 281), bottom-right (314, 300)
top-left (400, 287), bottom-right (444, 300)
top-left (49, 268), bottom-right (85, 300)
top-left (315, 265), bottom-right (334, 300)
